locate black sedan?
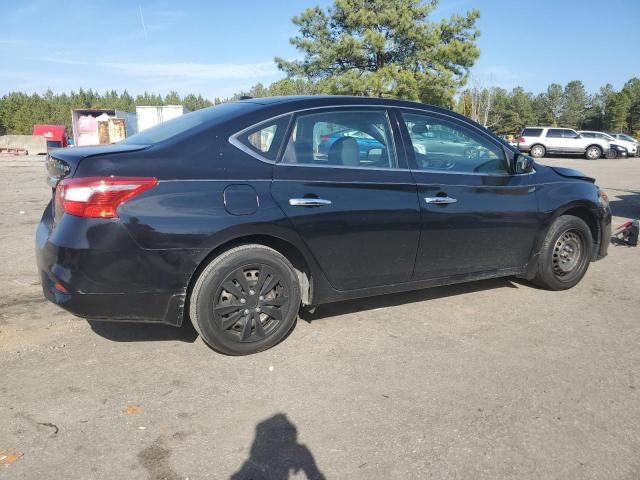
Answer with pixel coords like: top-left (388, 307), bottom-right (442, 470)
top-left (37, 96), bottom-right (612, 355)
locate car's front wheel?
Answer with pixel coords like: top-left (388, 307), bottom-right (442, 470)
top-left (606, 149), bottom-right (618, 159)
top-left (533, 215), bottom-right (593, 290)
top-left (585, 145), bottom-right (602, 160)
top-left (189, 245), bottom-right (301, 355)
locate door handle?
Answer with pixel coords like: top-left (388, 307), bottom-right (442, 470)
top-left (424, 196), bottom-right (457, 204)
top-left (289, 198), bottom-right (332, 207)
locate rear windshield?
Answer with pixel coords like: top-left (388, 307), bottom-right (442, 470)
top-left (521, 128), bottom-right (543, 137)
top-left (120, 102), bottom-right (255, 145)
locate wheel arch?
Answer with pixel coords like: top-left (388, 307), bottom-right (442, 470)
top-left (184, 233), bottom-right (317, 321)
top-left (522, 201), bottom-right (600, 279)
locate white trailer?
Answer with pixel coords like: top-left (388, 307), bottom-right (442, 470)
top-left (135, 105), bottom-right (189, 132)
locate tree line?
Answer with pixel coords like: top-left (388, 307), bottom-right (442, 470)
top-left (0, 89), bottom-right (216, 136)
top-left (457, 78), bottom-right (640, 137)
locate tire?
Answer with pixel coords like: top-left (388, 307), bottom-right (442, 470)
top-left (189, 245), bottom-right (301, 355)
top-left (606, 149), bottom-right (618, 159)
top-left (532, 215), bottom-right (593, 291)
top-left (530, 144), bottom-right (546, 158)
top-left (585, 145), bottom-right (602, 160)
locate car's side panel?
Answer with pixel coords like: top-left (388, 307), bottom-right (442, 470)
top-left (393, 108), bottom-right (542, 278)
top-left (271, 166), bottom-right (421, 291)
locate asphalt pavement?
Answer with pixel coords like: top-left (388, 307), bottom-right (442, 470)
top-left (1, 155), bottom-right (639, 479)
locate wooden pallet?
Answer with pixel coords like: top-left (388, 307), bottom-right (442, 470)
top-left (0, 147), bottom-right (29, 155)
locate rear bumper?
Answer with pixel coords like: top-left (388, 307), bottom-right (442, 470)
top-left (36, 203), bottom-right (197, 325)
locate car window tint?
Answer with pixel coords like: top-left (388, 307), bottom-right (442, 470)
top-left (546, 129), bottom-right (564, 138)
top-left (236, 115), bottom-right (291, 162)
top-left (581, 132), bottom-right (595, 138)
top-left (281, 110), bottom-right (397, 168)
top-left (121, 102), bottom-right (254, 145)
top-left (402, 112), bottom-right (508, 175)
top-left (563, 130), bottom-right (578, 138)
top-left (521, 128), bottom-right (543, 137)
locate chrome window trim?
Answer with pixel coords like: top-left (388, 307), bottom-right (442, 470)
top-left (228, 103), bottom-right (521, 175)
top-left (277, 163), bottom-right (409, 172)
top-left (228, 112), bottom-right (293, 165)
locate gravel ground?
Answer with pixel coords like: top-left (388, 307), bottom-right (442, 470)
top-left (0, 155), bottom-right (639, 480)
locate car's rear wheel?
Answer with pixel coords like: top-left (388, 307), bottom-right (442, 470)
top-left (532, 215), bottom-right (593, 291)
top-left (530, 144), bottom-right (546, 158)
top-left (585, 145), bottom-right (602, 160)
top-left (189, 245), bottom-right (301, 355)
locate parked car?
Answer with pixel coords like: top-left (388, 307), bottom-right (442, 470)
top-left (578, 130), bottom-right (636, 158)
top-left (517, 127), bottom-right (610, 159)
top-left (405, 121), bottom-right (490, 161)
top-left (317, 128), bottom-right (384, 163)
top-left (577, 131), bottom-right (630, 158)
top-left (609, 133), bottom-right (640, 156)
top-left (37, 97), bottom-right (611, 355)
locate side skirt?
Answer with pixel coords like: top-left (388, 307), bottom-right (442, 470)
top-left (315, 267), bottom-right (526, 305)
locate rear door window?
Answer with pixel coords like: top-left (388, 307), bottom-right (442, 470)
top-left (521, 128), bottom-right (543, 137)
top-left (281, 110), bottom-right (397, 169)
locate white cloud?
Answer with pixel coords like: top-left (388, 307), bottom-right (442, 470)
top-left (33, 57), bottom-right (279, 81)
top-left (106, 61), bottom-right (279, 80)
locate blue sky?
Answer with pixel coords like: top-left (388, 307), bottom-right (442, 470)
top-left (0, 0), bottom-right (638, 99)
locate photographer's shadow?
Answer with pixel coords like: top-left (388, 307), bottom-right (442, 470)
top-left (87, 319), bottom-right (198, 343)
top-left (231, 414), bottom-right (326, 480)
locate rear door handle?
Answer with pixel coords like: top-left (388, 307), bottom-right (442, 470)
top-left (424, 196), bottom-right (457, 204)
top-left (289, 198), bottom-right (332, 207)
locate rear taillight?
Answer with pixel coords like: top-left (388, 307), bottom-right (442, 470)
top-left (55, 176), bottom-right (158, 218)
top-left (518, 137), bottom-right (525, 143)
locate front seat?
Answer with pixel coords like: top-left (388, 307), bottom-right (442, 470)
top-left (328, 137), bottom-right (360, 167)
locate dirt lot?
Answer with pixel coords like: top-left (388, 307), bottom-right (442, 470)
top-left (1, 155), bottom-right (639, 479)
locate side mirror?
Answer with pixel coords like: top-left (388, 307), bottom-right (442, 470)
top-left (514, 153), bottom-right (534, 174)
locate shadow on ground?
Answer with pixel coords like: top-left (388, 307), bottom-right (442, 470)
top-left (607, 190), bottom-right (640, 219)
top-left (88, 319), bottom-right (198, 343)
top-left (230, 413), bottom-right (326, 480)
top-left (87, 277), bottom-right (522, 342)
top-left (302, 277), bottom-right (519, 321)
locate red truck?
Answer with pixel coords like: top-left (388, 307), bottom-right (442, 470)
top-left (32, 124), bottom-right (69, 150)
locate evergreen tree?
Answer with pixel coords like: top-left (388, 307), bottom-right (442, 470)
top-left (275, 0), bottom-right (480, 106)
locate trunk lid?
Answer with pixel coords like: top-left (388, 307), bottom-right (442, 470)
top-left (46, 144), bottom-right (150, 187)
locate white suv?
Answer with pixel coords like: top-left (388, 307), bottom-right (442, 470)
top-left (518, 127), bottom-right (610, 159)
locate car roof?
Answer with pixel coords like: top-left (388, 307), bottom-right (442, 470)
top-left (524, 126), bottom-right (572, 129)
top-left (233, 95), bottom-right (465, 118)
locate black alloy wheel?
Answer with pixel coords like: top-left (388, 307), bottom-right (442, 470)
top-left (213, 263), bottom-right (289, 342)
top-left (190, 245), bottom-right (301, 355)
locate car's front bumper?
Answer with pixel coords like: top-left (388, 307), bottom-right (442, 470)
top-left (594, 204), bottom-right (612, 260)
